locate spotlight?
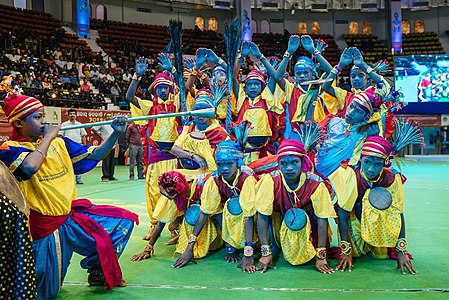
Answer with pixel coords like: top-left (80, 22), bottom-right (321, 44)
top-left (51, 93), bottom-right (57, 99)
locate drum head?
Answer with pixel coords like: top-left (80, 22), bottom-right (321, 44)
top-left (185, 205), bottom-right (201, 226)
top-left (0, 160), bottom-right (29, 216)
top-left (227, 197), bottom-right (242, 215)
top-left (368, 187), bottom-right (392, 210)
top-left (284, 208), bottom-right (307, 231)
top-left (154, 141), bottom-right (174, 151)
top-left (180, 158), bottom-right (201, 170)
top-left (247, 136), bottom-right (269, 149)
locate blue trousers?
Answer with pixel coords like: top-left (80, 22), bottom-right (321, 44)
top-left (32, 212), bottom-right (134, 300)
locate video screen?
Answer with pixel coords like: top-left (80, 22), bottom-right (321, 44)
top-left (394, 54), bottom-right (449, 103)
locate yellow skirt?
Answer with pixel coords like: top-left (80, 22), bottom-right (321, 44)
top-left (361, 192), bottom-right (401, 248)
top-left (146, 158), bottom-right (179, 226)
top-left (175, 217), bottom-right (223, 259)
top-left (279, 214), bottom-right (316, 265)
top-left (221, 199), bottom-right (247, 249)
top-left (344, 212), bottom-right (389, 259)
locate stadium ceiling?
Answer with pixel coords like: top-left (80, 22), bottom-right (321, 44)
top-left (130, 0), bottom-right (448, 11)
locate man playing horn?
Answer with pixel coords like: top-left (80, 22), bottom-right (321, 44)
top-left (0, 94), bottom-right (138, 299)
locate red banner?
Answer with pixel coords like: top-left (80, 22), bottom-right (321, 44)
top-left (0, 108), bottom-right (131, 145)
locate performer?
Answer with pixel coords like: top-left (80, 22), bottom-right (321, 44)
top-left (0, 160), bottom-right (37, 299)
top-left (130, 170), bottom-right (215, 262)
top-left (126, 57), bottom-right (180, 239)
top-left (0, 94), bottom-right (138, 299)
top-left (255, 139), bottom-right (336, 274)
top-left (171, 90), bottom-right (228, 174)
top-left (315, 86), bottom-right (384, 178)
top-left (232, 65), bottom-right (284, 162)
top-left (172, 140), bottom-right (257, 270)
top-left (268, 35), bottom-right (333, 133)
top-left (321, 47), bottom-right (390, 118)
top-left (330, 133), bottom-right (419, 275)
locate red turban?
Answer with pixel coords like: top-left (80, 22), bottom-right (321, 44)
top-left (158, 171), bottom-right (189, 211)
top-left (361, 136), bottom-right (392, 161)
top-left (277, 139), bottom-right (312, 172)
top-left (352, 86), bottom-right (382, 114)
top-left (153, 73), bottom-right (174, 96)
top-left (245, 70), bottom-right (267, 89)
top-left (2, 94), bottom-right (43, 124)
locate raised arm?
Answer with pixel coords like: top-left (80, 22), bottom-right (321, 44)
top-left (275, 35), bottom-right (301, 90)
top-left (352, 48), bottom-right (383, 85)
top-left (301, 35), bottom-right (332, 74)
top-left (249, 42), bottom-right (276, 93)
top-left (322, 47), bottom-right (353, 97)
top-left (125, 57), bottom-right (148, 108)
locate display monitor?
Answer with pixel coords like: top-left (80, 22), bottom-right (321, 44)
top-left (394, 54), bottom-right (449, 103)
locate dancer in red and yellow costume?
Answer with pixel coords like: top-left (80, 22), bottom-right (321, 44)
top-left (172, 140), bottom-right (257, 270)
top-left (171, 90), bottom-right (228, 174)
top-left (234, 69), bottom-right (283, 163)
top-left (330, 133), bottom-right (419, 275)
top-left (126, 57), bottom-right (181, 239)
top-left (255, 139), bottom-right (336, 274)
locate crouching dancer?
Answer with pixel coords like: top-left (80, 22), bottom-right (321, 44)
top-left (0, 94), bottom-right (139, 299)
top-left (256, 139), bottom-right (336, 274)
top-left (330, 132), bottom-right (419, 275)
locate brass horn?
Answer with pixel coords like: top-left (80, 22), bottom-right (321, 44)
top-left (59, 108), bottom-right (216, 131)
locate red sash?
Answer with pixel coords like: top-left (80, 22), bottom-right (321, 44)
top-left (30, 199), bottom-right (139, 290)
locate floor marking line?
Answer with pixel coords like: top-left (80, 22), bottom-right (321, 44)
top-left (63, 282), bottom-right (449, 293)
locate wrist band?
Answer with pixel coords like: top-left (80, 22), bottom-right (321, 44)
top-left (261, 244), bottom-right (272, 257)
top-left (316, 247), bottom-right (327, 260)
top-left (132, 73), bottom-right (141, 81)
top-left (313, 49), bottom-right (321, 57)
top-left (35, 149), bottom-right (46, 158)
top-left (187, 233), bottom-right (197, 244)
top-left (396, 238), bottom-right (407, 253)
top-left (366, 66), bottom-right (374, 74)
top-left (340, 240), bottom-right (352, 255)
top-left (330, 67), bottom-right (340, 75)
top-left (260, 55), bottom-right (266, 61)
top-left (191, 69), bottom-right (199, 77)
top-left (243, 246), bottom-right (254, 257)
top-left (245, 241), bottom-right (256, 248)
top-left (143, 243), bottom-right (155, 256)
top-left (283, 52), bottom-right (291, 59)
top-left (217, 58), bottom-right (225, 65)
top-left (171, 66), bottom-right (176, 74)
top-left (335, 65), bottom-right (343, 72)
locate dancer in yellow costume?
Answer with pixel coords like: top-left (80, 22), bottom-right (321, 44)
top-left (330, 133), bottom-right (419, 275)
top-left (172, 140), bottom-right (257, 271)
top-left (171, 90), bottom-right (228, 174)
top-left (126, 57), bottom-right (181, 240)
top-left (130, 170), bottom-right (217, 261)
top-left (255, 139), bottom-right (335, 274)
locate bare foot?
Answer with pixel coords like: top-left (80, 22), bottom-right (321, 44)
top-left (119, 279), bottom-right (127, 287)
top-left (165, 236), bottom-right (179, 245)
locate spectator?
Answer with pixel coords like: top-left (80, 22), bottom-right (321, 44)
top-left (80, 79), bottom-right (91, 93)
top-left (125, 122), bottom-right (144, 180)
top-left (92, 113), bottom-right (118, 182)
top-left (59, 109), bottom-right (87, 184)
